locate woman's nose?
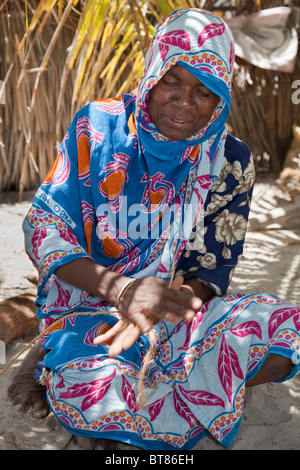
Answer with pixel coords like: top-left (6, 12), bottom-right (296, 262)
top-left (172, 87), bottom-right (194, 108)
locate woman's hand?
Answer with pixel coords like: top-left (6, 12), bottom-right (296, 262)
top-left (93, 275), bottom-right (202, 357)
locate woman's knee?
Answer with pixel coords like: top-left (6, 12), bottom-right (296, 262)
top-left (263, 354), bottom-right (293, 381)
top-left (247, 353), bottom-right (293, 387)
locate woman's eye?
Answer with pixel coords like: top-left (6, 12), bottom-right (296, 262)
top-left (196, 89), bottom-right (210, 97)
top-left (162, 78), bottom-right (177, 87)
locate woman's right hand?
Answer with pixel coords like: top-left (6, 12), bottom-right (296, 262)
top-left (119, 275), bottom-right (201, 325)
top-left (93, 275), bottom-right (202, 356)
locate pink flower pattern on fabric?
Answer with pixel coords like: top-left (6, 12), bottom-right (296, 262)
top-left (178, 384), bottom-right (225, 407)
top-left (45, 293), bottom-right (300, 449)
top-left (148, 395), bottom-right (166, 422)
top-left (198, 23), bottom-right (226, 48)
top-left (231, 321), bottom-right (263, 341)
top-left (121, 375), bottom-right (137, 412)
top-left (59, 369), bottom-right (116, 412)
top-left (218, 335), bottom-right (233, 405)
top-left (31, 228), bottom-right (47, 260)
top-left (268, 307), bottom-right (300, 338)
top-left (157, 30), bottom-right (191, 61)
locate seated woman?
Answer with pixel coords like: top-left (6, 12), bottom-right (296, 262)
top-left (14, 8), bottom-right (300, 450)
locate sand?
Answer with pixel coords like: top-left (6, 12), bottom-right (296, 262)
top-left (0, 177), bottom-right (299, 451)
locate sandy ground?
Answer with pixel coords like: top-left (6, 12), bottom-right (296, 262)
top-left (0, 177), bottom-right (299, 451)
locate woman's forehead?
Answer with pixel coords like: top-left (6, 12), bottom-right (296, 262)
top-left (164, 64), bottom-right (214, 91)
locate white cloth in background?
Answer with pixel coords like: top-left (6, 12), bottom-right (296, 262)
top-left (226, 7), bottom-right (298, 72)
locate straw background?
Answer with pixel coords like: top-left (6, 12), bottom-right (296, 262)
top-left (0, 0), bottom-right (300, 197)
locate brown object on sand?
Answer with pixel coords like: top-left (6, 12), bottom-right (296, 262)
top-left (0, 292), bottom-right (39, 344)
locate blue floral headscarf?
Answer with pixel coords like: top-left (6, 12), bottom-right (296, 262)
top-left (135, 8), bottom-right (235, 162)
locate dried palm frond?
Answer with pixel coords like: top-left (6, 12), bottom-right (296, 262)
top-left (0, 0), bottom-right (300, 196)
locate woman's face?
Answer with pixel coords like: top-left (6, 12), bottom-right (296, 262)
top-left (148, 64), bottom-right (220, 141)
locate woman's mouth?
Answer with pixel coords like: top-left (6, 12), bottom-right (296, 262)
top-left (173, 119), bottom-right (187, 124)
top-left (166, 115), bottom-right (193, 128)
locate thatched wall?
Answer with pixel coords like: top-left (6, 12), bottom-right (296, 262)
top-left (229, 53), bottom-right (300, 173)
top-left (212, 0), bottom-right (300, 172)
top-left (0, 4), bottom-right (77, 194)
top-left (0, 0), bottom-right (300, 196)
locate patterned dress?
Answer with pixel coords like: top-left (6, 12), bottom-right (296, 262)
top-left (23, 9), bottom-right (300, 450)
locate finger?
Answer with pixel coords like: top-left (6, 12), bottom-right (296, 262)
top-left (169, 287), bottom-right (203, 311)
top-left (171, 275), bottom-right (184, 290)
top-left (108, 323), bottom-right (138, 357)
top-left (127, 311), bottom-right (153, 335)
top-left (108, 313), bottom-right (152, 357)
top-left (122, 324), bottom-right (143, 350)
top-left (93, 320), bottom-right (124, 345)
top-left (109, 324), bottom-right (143, 357)
top-left (165, 309), bottom-right (195, 323)
top-left (150, 296), bottom-right (198, 323)
top-left (179, 284), bottom-right (195, 296)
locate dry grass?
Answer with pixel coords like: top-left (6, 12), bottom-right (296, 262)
top-left (0, 0), bottom-right (299, 197)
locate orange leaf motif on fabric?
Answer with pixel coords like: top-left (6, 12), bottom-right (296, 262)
top-left (102, 232), bottom-right (125, 258)
top-left (77, 133), bottom-right (90, 178)
top-left (100, 169), bottom-right (126, 203)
